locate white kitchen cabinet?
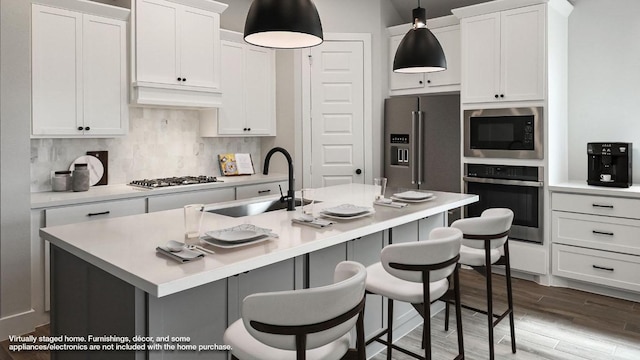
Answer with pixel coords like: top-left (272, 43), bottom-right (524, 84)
top-left (43, 198), bottom-right (147, 311)
top-left (200, 30), bottom-right (276, 137)
top-left (31, 3), bottom-right (128, 137)
top-left (458, 4), bottom-right (545, 103)
top-left (147, 188), bottom-right (234, 212)
top-left (388, 18), bottom-right (461, 96)
top-left (235, 181), bottom-right (288, 200)
top-left (132, 0), bottom-right (227, 108)
top-left (551, 191), bottom-right (640, 293)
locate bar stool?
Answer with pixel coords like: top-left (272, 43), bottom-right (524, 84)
top-left (223, 261), bottom-right (367, 360)
top-left (446, 208), bottom-right (516, 360)
top-left (365, 227), bottom-right (464, 360)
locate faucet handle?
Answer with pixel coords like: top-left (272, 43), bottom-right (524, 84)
top-left (278, 184), bottom-right (285, 202)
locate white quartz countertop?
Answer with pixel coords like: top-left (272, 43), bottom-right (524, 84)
top-left (31, 173), bottom-right (288, 209)
top-left (550, 181), bottom-right (640, 199)
top-left (40, 184), bottom-right (478, 297)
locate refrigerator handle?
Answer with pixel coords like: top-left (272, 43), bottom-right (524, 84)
top-left (411, 111), bottom-right (417, 184)
top-left (417, 111), bottom-right (424, 185)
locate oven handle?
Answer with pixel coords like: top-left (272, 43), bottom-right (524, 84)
top-left (463, 176), bottom-right (544, 188)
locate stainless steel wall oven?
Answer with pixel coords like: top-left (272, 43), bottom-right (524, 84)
top-left (464, 164), bottom-right (544, 244)
top-left (464, 107), bottom-right (543, 159)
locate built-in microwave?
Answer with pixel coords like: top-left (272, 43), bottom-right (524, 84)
top-left (463, 107), bottom-right (543, 159)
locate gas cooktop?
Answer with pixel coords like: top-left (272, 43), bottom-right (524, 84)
top-left (129, 176), bottom-right (222, 189)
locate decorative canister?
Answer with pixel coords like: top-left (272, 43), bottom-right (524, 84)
top-left (72, 163), bottom-right (90, 192)
top-left (52, 171), bottom-right (72, 192)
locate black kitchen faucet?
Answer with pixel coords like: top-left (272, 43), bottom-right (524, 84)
top-left (263, 147), bottom-right (295, 211)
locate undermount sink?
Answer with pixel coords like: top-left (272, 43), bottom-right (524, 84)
top-left (206, 198), bottom-right (316, 218)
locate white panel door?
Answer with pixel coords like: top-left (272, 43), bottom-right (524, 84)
top-left (83, 15), bottom-right (127, 135)
top-left (180, 6), bottom-right (219, 88)
top-left (427, 25), bottom-right (461, 88)
top-left (217, 41), bottom-right (245, 134)
top-left (32, 5), bottom-right (82, 135)
top-left (135, 0), bottom-right (178, 85)
top-left (310, 40), bottom-right (365, 187)
top-left (388, 34), bottom-right (425, 91)
top-left (461, 13), bottom-right (501, 103)
top-left (501, 4), bottom-right (545, 102)
top-left (244, 46), bottom-right (273, 134)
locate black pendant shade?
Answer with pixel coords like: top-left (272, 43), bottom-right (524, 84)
top-left (393, 6), bottom-right (447, 73)
top-left (244, 0), bottom-right (323, 49)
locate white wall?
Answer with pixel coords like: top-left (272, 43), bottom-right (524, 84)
top-left (567, 0), bottom-right (640, 182)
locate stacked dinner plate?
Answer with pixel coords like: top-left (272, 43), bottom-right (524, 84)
top-left (320, 204), bottom-right (375, 220)
top-left (202, 224), bottom-right (274, 248)
top-left (390, 191), bottom-right (437, 203)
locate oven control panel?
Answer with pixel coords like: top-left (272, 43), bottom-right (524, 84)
top-left (466, 164), bottom-right (540, 181)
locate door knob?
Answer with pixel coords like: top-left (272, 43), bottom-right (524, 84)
top-left (355, 169), bottom-right (362, 175)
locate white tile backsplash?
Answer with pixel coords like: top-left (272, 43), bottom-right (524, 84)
top-left (30, 108), bottom-right (262, 192)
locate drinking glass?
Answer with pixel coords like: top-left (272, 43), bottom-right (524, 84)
top-left (373, 178), bottom-right (387, 200)
top-left (301, 188), bottom-right (315, 215)
top-left (184, 204), bottom-right (204, 238)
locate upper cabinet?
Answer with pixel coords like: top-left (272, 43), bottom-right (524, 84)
top-left (31, 2), bottom-right (129, 138)
top-left (200, 30), bottom-right (276, 137)
top-left (388, 16), bottom-right (461, 96)
top-left (131, 0), bottom-right (227, 108)
top-left (456, 4), bottom-right (546, 104)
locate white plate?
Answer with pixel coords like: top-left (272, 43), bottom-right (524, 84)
top-left (201, 235), bottom-right (271, 249)
top-left (390, 195), bottom-right (437, 203)
top-left (322, 204), bottom-right (373, 216)
top-left (320, 210), bottom-right (375, 220)
top-left (392, 191), bottom-right (434, 200)
top-left (69, 155), bottom-right (104, 186)
top-left (205, 229), bottom-right (263, 243)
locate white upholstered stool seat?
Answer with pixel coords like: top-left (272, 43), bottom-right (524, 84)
top-left (459, 245), bottom-right (501, 266)
top-left (365, 262), bottom-right (449, 304)
top-left (224, 320), bottom-right (350, 360)
top-left (365, 227), bottom-right (465, 360)
top-left (223, 261), bottom-right (367, 360)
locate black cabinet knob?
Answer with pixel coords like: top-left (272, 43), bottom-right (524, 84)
top-left (177, 77), bottom-right (182, 81)
top-left (500, 94), bottom-right (504, 98)
top-left (77, 126), bottom-right (83, 131)
top-left (84, 126), bottom-right (90, 131)
top-left (419, 80), bottom-right (423, 84)
top-left (182, 78), bottom-right (186, 82)
top-left (494, 94), bottom-right (499, 98)
top-left (427, 80), bottom-right (431, 84)
top-left (247, 128), bottom-right (251, 131)
top-left (243, 128), bottom-right (247, 131)
top-left (355, 168), bottom-right (362, 175)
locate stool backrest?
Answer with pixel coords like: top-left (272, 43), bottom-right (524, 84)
top-left (451, 208), bottom-right (514, 250)
top-left (242, 261), bottom-right (366, 352)
top-left (381, 227), bottom-right (462, 283)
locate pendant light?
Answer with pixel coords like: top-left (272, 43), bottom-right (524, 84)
top-left (393, 0), bottom-right (446, 73)
top-left (244, 0), bottom-right (323, 49)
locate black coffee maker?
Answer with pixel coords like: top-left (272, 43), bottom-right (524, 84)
top-left (587, 142), bottom-right (632, 188)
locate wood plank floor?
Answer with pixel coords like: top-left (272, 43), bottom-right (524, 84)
top-left (2, 269), bottom-right (639, 360)
top-left (372, 269), bottom-right (640, 360)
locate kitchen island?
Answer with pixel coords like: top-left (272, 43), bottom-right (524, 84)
top-left (40, 184), bottom-right (477, 360)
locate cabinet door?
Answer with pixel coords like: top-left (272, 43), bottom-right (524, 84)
top-left (83, 15), bottom-right (127, 136)
top-left (244, 46), bottom-right (275, 135)
top-left (179, 6), bottom-right (220, 89)
top-left (147, 188), bottom-right (235, 212)
top-left (218, 41), bottom-right (245, 135)
top-left (388, 34), bottom-right (425, 91)
top-left (500, 5), bottom-right (545, 102)
top-left (135, 0), bottom-right (179, 85)
top-left (32, 5), bottom-right (82, 136)
top-left (308, 243), bottom-right (348, 288)
top-left (426, 25), bottom-right (461, 88)
top-left (460, 12), bottom-right (501, 103)
top-left (236, 181), bottom-right (288, 200)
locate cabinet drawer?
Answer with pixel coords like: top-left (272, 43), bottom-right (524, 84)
top-left (552, 211), bottom-right (640, 256)
top-left (235, 181), bottom-right (287, 200)
top-left (148, 188), bottom-right (234, 212)
top-left (552, 193), bottom-right (640, 219)
top-left (552, 244), bottom-right (640, 292)
top-left (46, 198), bottom-right (146, 226)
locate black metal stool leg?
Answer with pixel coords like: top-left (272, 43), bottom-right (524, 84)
top-left (387, 298), bottom-right (393, 360)
top-left (444, 299), bottom-right (450, 331)
top-left (454, 265), bottom-right (465, 359)
top-left (504, 242), bottom-right (516, 353)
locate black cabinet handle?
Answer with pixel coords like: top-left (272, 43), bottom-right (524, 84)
top-left (257, 189), bottom-right (271, 194)
top-left (243, 128), bottom-right (247, 131)
top-left (419, 80), bottom-right (423, 84)
top-left (84, 126), bottom-right (90, 131)
top-left (592, 230), bottom-right (614, 236)
top-left (500, 94), bottom-right (504, 98)
top-left (182, 78), bottom-right (186, 82)
top-left (177, 77), bottom-right (182, 81)
top-left (494, 94), bottom-right (499, 98)
top-left (87, 211), bottom-right (110, 217)
top-left (247, 128), bottom-right (251, 131)
top-left (592, 265), bottom-right (614, 272)
top-left (78, 126), bottom-right (84, 131)
top-left (427, 80), bottom-right (431, 84)
top-left (592, 204), bottom-right (614, 209)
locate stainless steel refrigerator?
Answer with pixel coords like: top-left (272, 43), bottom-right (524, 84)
top-left (384, 94), bottom-right (461, 220)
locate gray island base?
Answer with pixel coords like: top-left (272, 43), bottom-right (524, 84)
top-left (41, 184), bottom-right (478, 359)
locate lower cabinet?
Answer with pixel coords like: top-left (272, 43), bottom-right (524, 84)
top-left (147, 188), bottom-right (235, 212)
top-left (235, 181), bottom-right (288, 200)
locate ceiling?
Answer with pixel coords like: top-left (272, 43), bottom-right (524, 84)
top-left (388, 0), bottom-right (493, 21)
